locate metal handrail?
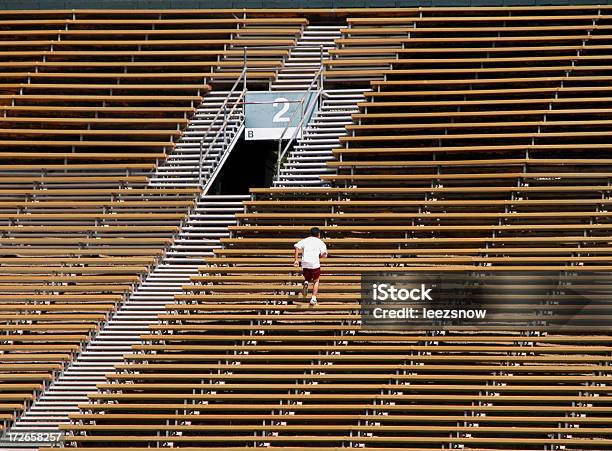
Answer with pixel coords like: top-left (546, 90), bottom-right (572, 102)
top-left (275, 65), bottom-right (324, 180)
top-left (198, 66), bottom-right (247, 185)
top-left (198, 89), bottom-right (246, 188)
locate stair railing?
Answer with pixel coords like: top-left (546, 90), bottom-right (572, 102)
top-left (274, 64), bottom-right (324, 181)
top-left (198, 66), bottom-right (247, 186)
top-left (200, 89), bottom-right (246, 193)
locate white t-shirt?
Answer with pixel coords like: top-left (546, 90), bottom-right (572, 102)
top-left (294, 236), bottom-right (327, 269)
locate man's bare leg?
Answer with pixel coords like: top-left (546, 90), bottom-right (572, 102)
top-left (310, 278), bottom-right (320, 306)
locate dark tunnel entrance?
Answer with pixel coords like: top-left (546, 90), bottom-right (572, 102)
top-left (208, 136), bottom-right (278, 195)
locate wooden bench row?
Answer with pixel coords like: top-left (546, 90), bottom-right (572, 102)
top-left (0, 17), bottom-right (307, 25)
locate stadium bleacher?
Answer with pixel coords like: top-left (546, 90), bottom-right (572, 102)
top-left (22, 6), bottom-right (612, 451)
top-left (0, 3), bottom-right (608, 450)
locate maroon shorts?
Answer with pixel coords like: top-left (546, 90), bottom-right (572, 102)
top-left (302, 267), bottom-right (321, 282)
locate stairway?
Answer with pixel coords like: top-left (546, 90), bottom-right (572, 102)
top-left (1, 89), bottom-right (248, 444)
top-left (0, 77), bottom-right (248, 447)
top-left (274, 89), bottom-right (367, 187)
top-left (148, 90), bottom-right (244, 188)
top-left (0, 195), bottom-right (246, 449)
top-left (270, 25), bottom-right (341, 91)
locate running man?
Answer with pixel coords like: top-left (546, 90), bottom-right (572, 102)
top-left (293, 227), bottom-right (328, 306)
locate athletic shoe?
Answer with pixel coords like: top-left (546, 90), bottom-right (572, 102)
top-left (309, 296), bottom-right (317, 306)
top-left (302, 281), bottom-right (309, 297)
